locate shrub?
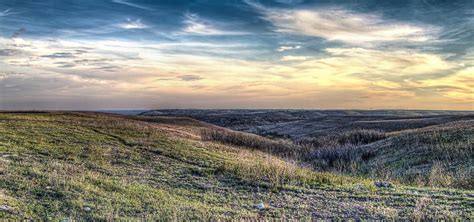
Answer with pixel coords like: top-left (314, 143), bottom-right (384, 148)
top-left (200, 128), bottom-right (304, 158)
top-left (337, 129), bottom-right (386, 146)
top-left (429, 162), bottom-right (452, 188)
top-left (296, 129), bottom-right (386, 151)
top-left (297, 129), bottom-right (385, 172)
top-left (310, 144), bottom-right (377, 172)
top-left (452, 165), bottom-right (473, 189)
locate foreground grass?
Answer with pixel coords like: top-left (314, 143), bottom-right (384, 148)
top-left (0, 112), bottom-right (472, 220)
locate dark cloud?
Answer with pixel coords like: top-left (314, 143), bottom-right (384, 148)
top-left (10, 28), bottom-right (26, 39)
top-left (155, 75), bottom-right (204, 82)
top-left (73, 59), bottom-right (109, 65)
top-left (0, 49), bottom-right (23, 56)
top-left (41, 52), bottom-right (76, 58)
top-left (54, 62), bottom-right (76, 68)
top-left (178, 75), bottom-right (203, 81)
top-left (93, 65), bottom-right (120, 72)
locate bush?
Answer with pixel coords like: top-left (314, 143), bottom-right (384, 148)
top-left (310, 144), bottom-right (378, 172)
top-left (297, 129), bottom-right (386, 149)
top-left (204, 128), bottom-right (388, 172)
top-left (429, 162), bottom-right (452, 188)
top-left (200, 128), bottom-right (304, 158)
top-left (452, 165), bottom-right (473, 189)
top-left (295, 129), bottom-right (385, 172)
top-left (337, 129), bottom-right (386, 146)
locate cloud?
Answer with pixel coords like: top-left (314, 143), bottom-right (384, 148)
top-left (281, 55), bottom-right (308, 61)
top-left (277, 45), bottom-right (300, 52)
top-left (0, 72), bottom-right (26, 81)
top-left (255, 6), bottom-right (436, 44)
top-left (1, 34), bottom-right (471, 110)
top-left (0, 8), bottom-right (16, 17)
top-left (321, 48), bottom-right (454, 76)
top-left (41, 52), bottom-right (76, 58)
top-left (289, 47), bottom-right (472, 106)
top-left (54, 62), bottom-right (76, 68)
top-left (0, 49), bottom-right (23, 57)
top-left (117, 19), bottom-right (148, 29)
top-left (111, 0), bottom-right (152, 11)
top-left (182, 13), bottom-right (247, 35)
top-left (10, 28), bottom-right (26, 39)
top-left (275, 0), bottom-right (304, 4)
top-left (178, 75), bottom-right (203, 81)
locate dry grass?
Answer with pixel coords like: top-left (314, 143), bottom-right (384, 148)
top-left (220, 150), bottom-right (368, 189)
top-left (1, 112), bottom-right (472, 220)
top-left (429, 162), bottom-right (453, 188)
top-left (200, 128), bottom-right (306, 159)
top-left (336, 130), bottom-right (387, 145)
top-left (294, 129), bottom-right (386, 172)
top-left (412, 196), bottom-right (433, 220)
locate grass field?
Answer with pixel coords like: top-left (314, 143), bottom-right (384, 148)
top-left (0, 112), bottom-right (473, 220)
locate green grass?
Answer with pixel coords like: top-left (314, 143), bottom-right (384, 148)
top-left (0, 112), bottom-right (472, 220)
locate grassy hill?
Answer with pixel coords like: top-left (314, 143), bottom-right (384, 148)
top-left (139, 109), bottom-right (474, 139)
top-left (307, 121), bottom-right (473, 189)
top-left (0, 112), bottom-right (473, 220)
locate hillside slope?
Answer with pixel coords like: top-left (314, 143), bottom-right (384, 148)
top-left (365, 120), bottom-right (473, 187)
top-left (306, 120), bottom-right (473, 189)
top-left (0, 112), bottom-right (473, 220)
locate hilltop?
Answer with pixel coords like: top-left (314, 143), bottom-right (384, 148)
top-left (0, 112), bottom-right (473, 220)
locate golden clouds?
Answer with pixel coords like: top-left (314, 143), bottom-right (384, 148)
top-left (1, 37), bottom-right (472, 110)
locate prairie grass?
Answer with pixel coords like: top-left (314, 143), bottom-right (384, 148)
top-left (1, 112), bottom-right (472, 220)
top-left (429, 162), bottom-right (452, 188)
top-left (0, 112), bottom-right (368, 220)
top-left (201, 123), bottom-right (473, 190)
top-left (220, 149), bottom-right (370, 189)
top-left (200, 128), bottom-right (305, 158)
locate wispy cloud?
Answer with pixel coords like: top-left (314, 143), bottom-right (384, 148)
top-left (281, 55), bottom-right (308, 61)
top-left (0, 8), bottom-right (11, 16)
top-left (41, 52), bottom-right (76, 59)
top-left (275, 0), bottom-right (305, 4)
top-left (277, 45), bottom-right (300, 52)
top-left (182, 13), bottom-right (247, 35)
top-left (111, 0), bottom-right (152, 11)
top-left (297, 47), bottom-right (456, 79)
top-left (0, 49), bottom-right (23, 57)
top-left (178, 75), bottom-right (203, 81)
top-left (117, 18), bottom-right (148, 29)
top-left (0, 8), bottom-right (19, 17)
top-left (253, 5), bottom-right (437, 44)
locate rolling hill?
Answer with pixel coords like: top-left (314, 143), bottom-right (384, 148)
top-left (0, 112), bottom-right (473, 220)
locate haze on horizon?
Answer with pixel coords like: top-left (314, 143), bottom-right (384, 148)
top-left (0, 0), bottom-right (473, 110)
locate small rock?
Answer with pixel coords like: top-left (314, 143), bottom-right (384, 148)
top-left (0, 205), bottom-right (11, 211)
top-left (255, 202), bottom-right (265, 210)
top-left (83, 206), bottom-right (91, 212)
top-left (374, 181), bottom-right (393, 188)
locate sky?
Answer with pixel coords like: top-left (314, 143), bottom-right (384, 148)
top-left (0, 0), bottom-right (473, 110)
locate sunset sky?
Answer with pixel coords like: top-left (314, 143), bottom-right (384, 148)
top-left (0, 0), bottom-right (473, 110)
